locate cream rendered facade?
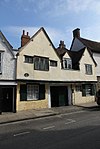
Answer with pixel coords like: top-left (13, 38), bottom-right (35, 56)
top-left (72, 48), bottom-right (96, 104)
top-left (16, 28), bottom-right (97, 111)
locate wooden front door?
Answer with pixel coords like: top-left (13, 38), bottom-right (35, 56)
top-left (2, 88), bottom-right (13, 112)
top-left (51, 86), bottom-right (68, 107)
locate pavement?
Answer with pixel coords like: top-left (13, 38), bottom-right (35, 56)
top-left (0, 102), bottom-right (99, 125)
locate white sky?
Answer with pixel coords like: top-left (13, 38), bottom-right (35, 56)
top-left (1, 0), bottom-right (100, 49)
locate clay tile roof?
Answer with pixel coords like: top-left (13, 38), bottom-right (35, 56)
top-left (79, 37), bottom-right (100, 53)
top-left (56, 47), bottom-right (68, 58)
top-left (56, 40), bottom-right (69, 58)
top-left (68, 48), bottom-right (85, 69)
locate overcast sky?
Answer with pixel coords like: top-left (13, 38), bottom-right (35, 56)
top-left (1, 0), bottom-right (100, 49)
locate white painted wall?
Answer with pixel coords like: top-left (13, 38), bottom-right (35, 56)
top-left (0, 37), bottom-right (16, 80)
top-left (93, 53), bottom-right (100, 76)
top-left (17, 30), bottom-right (97, 82)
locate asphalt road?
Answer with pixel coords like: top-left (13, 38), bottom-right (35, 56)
top-left (0, 107), bottom-right (100, 149)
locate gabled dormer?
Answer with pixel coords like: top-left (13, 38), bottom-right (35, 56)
top-left (70, 28), bottom-right (100, 53)
top-left (62, 53), bottom-right (72, 70)
top-left (70, 28), bottom-right (100, 76)
top-left (56, 40), bottom-right (72, 70)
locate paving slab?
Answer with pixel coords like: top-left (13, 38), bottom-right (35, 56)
top-left (0, 102), bottom-right (98, 125)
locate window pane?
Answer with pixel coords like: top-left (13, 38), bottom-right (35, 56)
top-left (62, 58), bottom-right (72, 69)
top-left (27, 85), bottom-right (39, 100)
top-left (64, 60), bottom-right (67, 68)
top-left (33, 85), bottom-right (39, 99)
top-left (67, 59), bottom-right (72, 69)
top-left (34, 56), bottom-right (49, 71)
top-left (25, 56), bottom-right (33, 63)
top-left (50, 60), bottom-right (57, 67)
top-left (39, 58), bottom-right (44, 70)
top-left (82, 84), bottom-right (94, 96)
top-left (27, 85), bottom-right (34, 99)
top-left (85, 85), bottom-right (91, 95)
top-left (34, 57), bottom-right (39, 70)
top-left (29, 57), bottom-right (33, 63)
top-left (45, 58), bottom-right (49, 70)
top-left (85, 64), bottom-right (92, 75)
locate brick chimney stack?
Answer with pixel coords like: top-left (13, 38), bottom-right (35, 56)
top-left (73, 28), bottom-right (80, 38)
top-left (59, 40), bottom-right (66, 49)
top-left (21, 30), bottom-right (30, 47)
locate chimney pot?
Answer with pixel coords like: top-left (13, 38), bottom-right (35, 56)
top-left (27, 32), bottom-right (29, 36)
top-left (59, 40), bottom-right (66, 48)
top-left (21, 30), bottom-right (30, 47)
top-left (23, 30), bottom-right (25, 35)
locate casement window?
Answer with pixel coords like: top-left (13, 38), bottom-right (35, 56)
top-left (62, 58), bottom-right (72, 69)
top-left (27, 85), bottom-right (39, 100)
top-left (50, 60), bottom-right (57, 67)
top-left (24, 55), bottom-right (33, 63)
top-left (34, 56), bottom-right (49, 71)
top-left (82, 84), bottom-right (95, 96)
top-left (20, 84), bottom-right (45, 101)
top-left (0, 53), bottom-right (2, 73)
top-left (85, 64), bottom-right (92, 75)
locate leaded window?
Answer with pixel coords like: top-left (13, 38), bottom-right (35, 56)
top-left (85, 64), bottom-right (92, 75)
top-left (27, 85), bottom-right (39, 100)
top-left (20, 84), bottom-right (45, 101)
top-left (34, 56), bottom-right (49, 71)
top-left (62, 58), bottom-right (72, 69)
top-left (82, 84), bottom-right (95, 96)
top-left (50, 60), bottom-right (57, 67)
top-left (24, 55), bottom-right (33, 63)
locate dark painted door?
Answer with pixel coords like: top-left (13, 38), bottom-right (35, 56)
top-left (51, 86), bottom-right (59, 107)
top-left (51, 86), bottom-right (68, 107)
top-left (2, 88), bottom-right (13, 112)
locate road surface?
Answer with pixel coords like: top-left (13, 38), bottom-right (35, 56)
top-left (0, 107), bottom-right (100, 149)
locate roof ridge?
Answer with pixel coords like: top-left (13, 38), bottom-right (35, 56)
top-left (80, 37), bottom-right (100, 44)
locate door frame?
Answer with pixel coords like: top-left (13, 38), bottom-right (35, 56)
top-left (0, 86), bottom-right (16, 113)
top-left (50, 86), bottom-right (68, 107)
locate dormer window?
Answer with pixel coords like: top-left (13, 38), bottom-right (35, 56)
top-left (62, 58), bottom-right (72, 69)
top-left (85, 64), bottom-right (92, 75)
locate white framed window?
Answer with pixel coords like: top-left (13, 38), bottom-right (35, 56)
top-left (20, 84), bottom-right (45, 101)
top-left (27, 85), bottom-right (39, 100)
top-left (62, 58), bottom-right (72, 69)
